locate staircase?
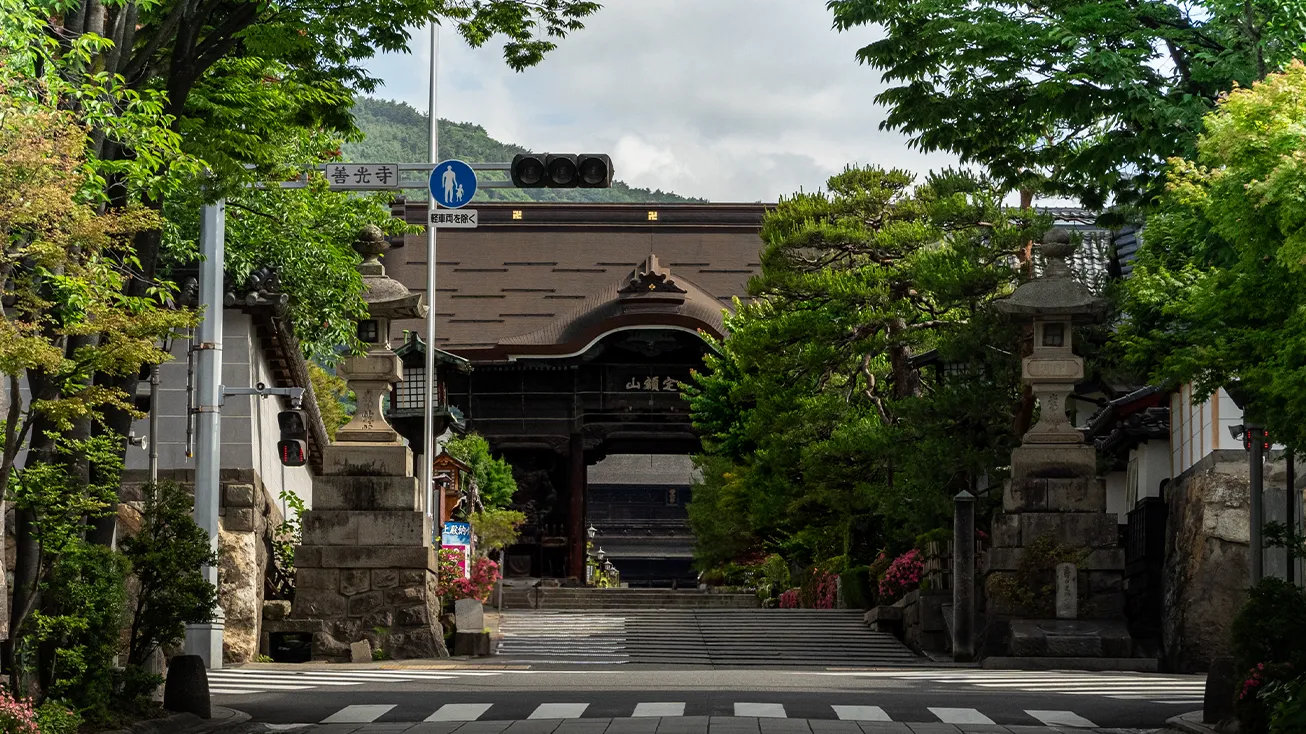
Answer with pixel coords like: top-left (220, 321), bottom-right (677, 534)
top-left (495, 608), bottom-right (920, 667)
top-left (499, 586), bottom-right (760, 610)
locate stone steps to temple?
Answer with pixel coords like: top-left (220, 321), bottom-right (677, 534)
top-left (495, 609), bottom-right (921, 666)
top-left (498, 586), bottom-right (759, 610)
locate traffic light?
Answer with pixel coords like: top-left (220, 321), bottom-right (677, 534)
top-left (511, 153), bottom-right (612, 188)
top-left (277, 409), bottom-right (308, 467)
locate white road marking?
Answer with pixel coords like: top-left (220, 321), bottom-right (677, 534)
top-left (426, 703), bottom-right (494, 721)
top-left (633, 702), bottom-right (686, 717)
top-left (1026, 710), bottom-right (1099, 728)
top-left (929, 708), bottom-right (995, 725)
top-left (529, 703), bottom-right (589, 719)
top-left (735, 703), bottom-right (787, 718)
top-left (831, 705), bottom-right (891, 721)
top-left (320, 704), bottom-right (395, 724)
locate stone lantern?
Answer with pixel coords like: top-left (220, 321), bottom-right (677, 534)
top-left (333, 225), bottom-right (428, 449)
top-left (985, 229), bottom-right (1134, 663)
top-left (277, 224), bottom-right (449, 662)
top-left (995, 228), bottom-right (1106, 478)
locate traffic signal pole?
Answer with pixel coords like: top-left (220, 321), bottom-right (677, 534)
top-left (424, 21), bottom-right (441, 526)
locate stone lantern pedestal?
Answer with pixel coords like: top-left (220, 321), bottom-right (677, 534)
top-left (276, 226), bottom-right (449, 661)
top-left (984, 230), bottom-right (1138, 665)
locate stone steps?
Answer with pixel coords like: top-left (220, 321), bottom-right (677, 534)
top-left (499, 587), bottom-right (759, 610)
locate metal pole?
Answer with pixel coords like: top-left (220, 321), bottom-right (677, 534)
top-left (185, 199), bottom-right (226, 669)
top-left (1288, 449), bottom-right (1296, 585)
top-left (149, 363), bottom-right (160, 483)
top-left (1251, 424), bottom-right (1265, 582)
top-left (953, 490), bottom-right (976, 662)
top-left (424, 21), bottom-right (441, 532)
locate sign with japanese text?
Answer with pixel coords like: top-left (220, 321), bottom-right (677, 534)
top-left (623, 375), bottom-right (682, 392)
top-left (430, 209), bottom-right (479, 229)
top-left (325, 163), bottom-right (400, 189)
top-left (441, 521), bottom-right (473, 579)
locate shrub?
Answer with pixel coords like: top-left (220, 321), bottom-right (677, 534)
top-left (840, 566), bottom-right (875, 610)
top-left (878, 549), bottom-right (924, 604)
top-left (439, 552), bottom-right (500, 607)
top-left (1232, 578), bottom-right (1306, 673)
top-left (0, 689), bottom-right (39, 734)
top-left (34, 701), bottom-right (80, 734)
top-left (778, 588), bottom-right (801, 609)
top-left (1264, 674), bottom-right (1306, 734)
top-left (799, 568), bottom-right (838, 609)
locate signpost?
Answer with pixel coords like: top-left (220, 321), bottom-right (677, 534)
top-left (326, 164), bottom-right (401, 189)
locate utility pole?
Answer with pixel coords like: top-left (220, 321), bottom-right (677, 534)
top-left (425, 21), bottom-right (441, 529)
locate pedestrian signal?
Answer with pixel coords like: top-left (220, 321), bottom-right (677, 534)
top-left (277, 409), bottom-right (309, 467)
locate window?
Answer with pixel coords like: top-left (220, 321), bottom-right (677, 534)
top-left (394, 365), bottom-right (428, 412)
top-left (358, 319), bottom-right (380, 343)
top-left (1042, 322), bottom-right (1065, 347)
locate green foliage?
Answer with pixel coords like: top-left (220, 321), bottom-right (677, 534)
top-left (1264, 675), bottom-right (1306, 734)
top-left (345, 98), bottom-right (705, 203)
top-left (986, 534), bottom-right (1090, 617)
top-left (273, 487), bottom-right (308, 580)
top-left (829, 0), bottom-right (1306, 208)
top-left (840, 566), bottom-right (875, 610)
top-left (119, 481), bottom-right (219, 667)
top-left (1120, 62), bottom-right (1306, 450)
top-left (1232, 578), bottom-right (1306, 674)
top-left (35, 700), bottom-right (81, 734)
top-left (445, 433), bottom-right (519, 509)
top-left (686, 165), bottom-right (1033, 572)
top-left (29, 543), bottom-right (129, 725)
top-left (309, 363), bottom-right (353, 441)
top-left (469, 507), bottom-right (526, 552)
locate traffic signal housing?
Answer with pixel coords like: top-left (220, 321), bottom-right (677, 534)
top-left (510, 153), bottom-right (612, 189)
top-left (277, 409), bottom-right (308, 467)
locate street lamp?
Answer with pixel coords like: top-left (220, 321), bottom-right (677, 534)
top-left (587, 525), bottom-right (597, 540)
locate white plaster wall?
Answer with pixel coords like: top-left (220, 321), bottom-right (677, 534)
top-left (1137, 441), bottom-right (1172, 500)
top-left (1105, 471), bottom-right (1128, 524)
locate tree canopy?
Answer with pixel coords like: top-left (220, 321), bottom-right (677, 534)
top-left (686, 166), bottom-right (1041, 568)
top-left (1120, 61), bottom-right (1306, 450)
top-left (828, 0), bottom-right (1306, 208)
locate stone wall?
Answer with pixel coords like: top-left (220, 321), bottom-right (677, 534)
top-left (1162, 450), bottom-right (1250, 673)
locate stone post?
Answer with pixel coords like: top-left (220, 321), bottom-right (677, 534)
top-left (1055, 563), bottom-right (1078, 620)
top-left (953, 490), bottom-right (976, 662)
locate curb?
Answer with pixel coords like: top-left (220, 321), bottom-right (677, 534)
top-left (1164, 711), bottom-right (1221, 734)
top-left (100, 705), bottom-right (251, 734)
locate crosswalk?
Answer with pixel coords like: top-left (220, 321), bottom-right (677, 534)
top-left (298, 701), bottom-right (1106, 727)
top-left (806, 669), bottom-right (1206, 705)
top-left (206, 668), bottom-right (510, 695)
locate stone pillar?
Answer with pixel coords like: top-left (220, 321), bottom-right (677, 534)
top-left (953, 491), bottom-right (976, 662)
top-left (1056, 563), bottom-right (1078, 619)
top-left (568, 432), bottom-right (586, 580)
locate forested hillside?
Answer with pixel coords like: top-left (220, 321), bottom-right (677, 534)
top-left (345, 97), bottom-right (704, 203)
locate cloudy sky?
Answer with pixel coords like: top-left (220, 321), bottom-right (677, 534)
top-left (361, 0), bottom-right (960, 203)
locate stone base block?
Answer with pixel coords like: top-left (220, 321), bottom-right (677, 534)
top-left (312, 475), bottom-right (423, 511)
top-left (1006, 619), bottom-right (1133, 658)
top-left (1004, 512), bottom-right (1117, 548)
top-left (323, 443), bottom-right (413, 477)
top-left (985, 547), bottom-right (1125, 572)
top-left (453, 632), bottom-right (492, 657)
top-left (302, 510), bottom-right (431, 546)
top-left (1010, 444), bottom-right (1098, 481)
top-left (1005, 476), bottom-right (1107, 513)
top-left (296, 544), bottom-right (437, 570)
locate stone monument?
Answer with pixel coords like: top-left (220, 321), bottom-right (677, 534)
top-left (985, 229), bottom-right (1135, 663)
top-left (283, 225), bottom-right (448, 660)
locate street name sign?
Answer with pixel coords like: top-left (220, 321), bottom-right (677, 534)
top-left (430, 209), bottom-right (478, 228)
top-left (326, 163), bottom-right (400, 189)
top-left (429, 159), bottom-right (477, 208)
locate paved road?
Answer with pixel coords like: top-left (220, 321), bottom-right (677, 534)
top-left (213, 666), bottom-right (1199, 732)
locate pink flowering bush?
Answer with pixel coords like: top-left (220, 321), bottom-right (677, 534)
top-left (799, 569), bottom-right (838, 609)
top-left (878, 549), bottom-right (924, 604)
top-left (0, 690), bottom-right (39, 734)
top-left (778, 588), bottom-right (801, 609)
top-left (440, 553), bottom-right (501, 605)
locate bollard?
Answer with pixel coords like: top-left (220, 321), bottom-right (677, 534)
top-left (953, 490), bottom-right (976, 662)
top-left (163, 654), bottom-right (211, 719)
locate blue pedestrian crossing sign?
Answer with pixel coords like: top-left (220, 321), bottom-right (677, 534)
top-left (429, 159), bottom-right (477, 209)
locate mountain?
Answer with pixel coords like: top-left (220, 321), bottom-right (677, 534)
top-left (343, 97), bottom-right (705, 203)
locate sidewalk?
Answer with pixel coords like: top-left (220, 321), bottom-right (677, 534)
top-left (258, 716), bottom-right (1159, 734)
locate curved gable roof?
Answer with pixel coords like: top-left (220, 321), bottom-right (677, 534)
top-left (496, 254), bottom-right (729, 358)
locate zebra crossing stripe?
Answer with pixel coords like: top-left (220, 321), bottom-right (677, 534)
top-left (831, 705), bottom-right (890, 721)
top-left (632, 703), bottom-right (685, 717)
top-left (734, 703), bottom-right (786, 718)
top-left (929, 708), bottom-right (994, 725)
top-left (426, 703), bottom-right (494, 721)
top-left (1027, 710), bottom-right (1098, 728)
top-left (320, 705), bottom-right (395, 724)
top-left (529, 703), bottom-right (589, 719)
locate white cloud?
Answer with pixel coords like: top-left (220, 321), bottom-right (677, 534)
top-left (361, 0), bottom-right (960, 202)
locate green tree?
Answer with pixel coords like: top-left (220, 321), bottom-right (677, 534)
top-left (686, 166), bottom-right (1034, 569)
top-left (1120, 60), bottom-right (1306, 450)
top-left (828, 0), bottom-right (1306, 208)
top-left (445, 433), bottom-right (519, 509)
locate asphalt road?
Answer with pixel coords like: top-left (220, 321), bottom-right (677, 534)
top-left (212, 666), bottom-right (1199, 732)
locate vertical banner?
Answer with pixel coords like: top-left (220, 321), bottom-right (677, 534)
top-left (441, 521), bottom-right (473, 579)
